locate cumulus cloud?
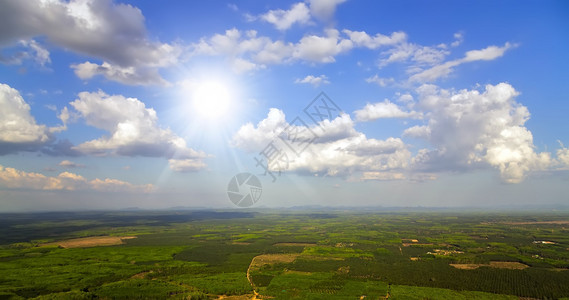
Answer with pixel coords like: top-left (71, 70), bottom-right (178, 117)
top-left (308, 0), bottom-right (346, 20)
top-left (295, 75), bottom-right (330, 87)
top-left (190, 28), bottom-right (284, 71)
top-left (410, 82), bottom-right (551, 183)
top-left (0, 165), bottom-right (153, 192)
top-left (451, 32), bottom-right (463, 47)
top-left (380, 42), bottom-right (450, 68)
top-left (233, 83), bottom-right (563, 184)
top-left (293, 29), bottom-right (353, 63)
top-left (232, 109), bottom-right (411, 179)
top-left (0, 0), bottom-right (180, 84)
top-left (365, 74), bottom-right (395, 87)
top-left (254, 0), bottom-right (345, 29)
top-left (410, 43), bottom-right (515, 82)
top-left (69, 90), bottom-right (209, 171)
top-left (343, 30), bottom-right (406, 49)
top-left (49, 107), bottom-right (71, 134)
top-left (58, 160), bottom-right (85, 168)
top-left (0, 39), bottom-right (51, 66)
top-left (71, 61), bottom-right (168, 86)
top-left (19, 39), bottom-right (51, 66)
top-left (260, 2), bottom-right (311, 30)
top-left (40, 139), bottom-right (82, 157)
top-left (190, 27), bottom-right (353, 66)
top-left (231, 57), bottom-right (262, 74)
top-left (556, 142), bottom-right (569, 169)
top-left (231, 108), bottom-right (288, 152)
top-left (254, 40), bottom-right (295, 64)
top-left (354, 100), bottom-right (422, 121)
top-left (0, 83), bottom-right (51, 154)
top-left (403, 125), bottom-right (430, 138)
top-left (168, 159), bottom-right (208, 173)
top-left (190, 27), bottom-right (409, 69)
top-left (360, 171), bottom-right (405, 181)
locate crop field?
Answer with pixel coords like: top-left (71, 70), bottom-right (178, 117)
top-left (1, 210), bottom-right (569, 299)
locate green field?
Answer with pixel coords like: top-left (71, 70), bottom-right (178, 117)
top-left (1, 210), bottom-right (568, 299)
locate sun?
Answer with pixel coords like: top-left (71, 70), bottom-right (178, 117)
top-left (191, 80), bottom-right (232, 119)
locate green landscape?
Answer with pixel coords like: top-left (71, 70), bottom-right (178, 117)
top-left (1, 210), bottom-right (569, 299)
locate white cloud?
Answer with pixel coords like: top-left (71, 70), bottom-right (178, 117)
top-left (71, 61), bottom-right (168, 86)
top-left (354, 100), bottom-right (421, 121)
top-left (451, 32), bottom-right (463, 47)
top-left (0, 83), bottom-right (51, 154)
top-left (343, 30), bottom-right (406, 49)
top-left (411, 82), bottom-right (551, 183)
top-left (365, 74), bottom-right (395, 87)
top-left (19, 39), bottom-right (51, 66)
top-left (194, 28), bottom-right (354, 65)
top-left (49, 106), bottom-right (71, 134)
top-left (191, 28), bottom-right (244, 56)
top-left (232, 109), bottom-right (411, 178)
top-left (463, 43), bottom-right (513, 61)
top-left (168, 159), bottom-right (208, 173)
top-left (0, 0), bottom-right (180, 84)
top-left (260, 2), bottom-right (311, 31)
top-left (190, 27), bottom-right (406, 70)
top-left (308, 0), bottom-right (346, 20)
top-left (410, 43), bottom-right (515, 82)
top-left (403, 125), bottom-right (430, 138)
top-left (254, 40), bottom-right (294, 64)
top-left (360, 171), bottom-right (406, 181)
top-left (234, 82), bottom-right (565, 184)
top-left (231, 57), bottom-right (262, 74)
top-left (231, 108), bottom-right (288, 152)
top-left (293, 29), bottom-right (353, 63)
top-left (0, 165), bottom-right (153, 192)
top-left (295, 75), bottom-right (330, 87)
top-left (69, 90), bottom-right (209, 170)
top-left (0, 39), bottom-right (51, 66)
top-left (190, 28), bottom-right (273, 71)
top-left (556, 142), bottom-right (569, 169)
top-left (380, 43), bottom-right (450, 68)
top-left (58, 160), bottom-right (85, 168)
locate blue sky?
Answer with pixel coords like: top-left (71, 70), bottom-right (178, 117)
top-left (0, 0), bottom-right (568, 211)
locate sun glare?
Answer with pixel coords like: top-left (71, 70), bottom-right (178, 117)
top-left (191, 80), bottom-right (232, 119)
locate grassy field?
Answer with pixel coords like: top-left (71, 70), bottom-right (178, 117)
top-left (0, 210), bottom-right (568, 299)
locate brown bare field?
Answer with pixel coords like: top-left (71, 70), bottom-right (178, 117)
top-left (217, 294), bottom-right (256, 300)
top-left (42, 236), bottom-right (136, 248)
top-left (450, 263), bottom-right (482, 270)
top-left (402, 239), bottom-right (419, 243)
top-left (273, 242), bottom-right (316, 247)
top-left (430, 249), bottom-right (464, 255)
top-left (249, 253), bottom-right (300, 270)
top-left (402, 243), bottom-right (433, 247)
top-left (301, 255), bottom-right (344, 261)
top-left (232, 241), bottom-right (252, 245)
top-left (451, 261), bottom-right (529, 270)
top-left (247, 254), bottom-right (301, 291)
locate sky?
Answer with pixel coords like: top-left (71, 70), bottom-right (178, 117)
top-left (0, 0), bottom-right (568, 211)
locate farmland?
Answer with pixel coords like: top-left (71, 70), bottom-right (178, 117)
top-left (1, 210), bottom-right (569, 299)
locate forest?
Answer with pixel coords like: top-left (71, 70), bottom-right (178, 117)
top-left (1, 210), bottom-right (568, 299)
